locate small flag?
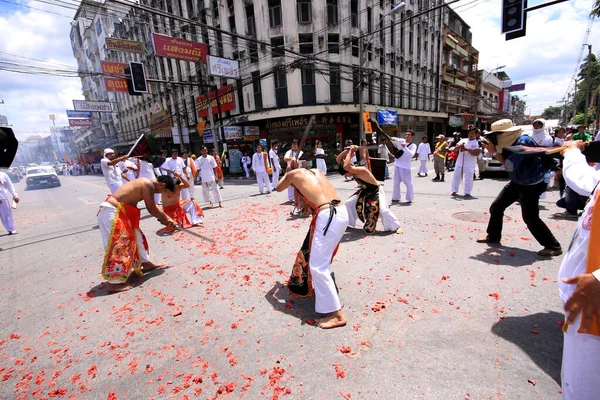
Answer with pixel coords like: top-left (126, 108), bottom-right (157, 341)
top-left (128, 134), bottom-right (151, 158)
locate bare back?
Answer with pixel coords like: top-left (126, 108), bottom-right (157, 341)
top-left (280, 169), bottom-right (341, 207)
top-left (110, 178), bottom-right (155, 208)
top-left (161, 185), bottom-right (181, 207)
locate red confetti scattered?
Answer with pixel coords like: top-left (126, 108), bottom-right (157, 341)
top-left (48, 388), bottom-right (68, 397)
top-left (527, 379), bottom-right (536, 386)
top-left (9, 333), bottom-right (21, 339)
top-left (339, 346), bottom-right (352, 354)
top-left (371, 301), bottom-right (386, 312)
top-left (339, 392), bottom-right (352, 399)
top-left (531, 330), bottom-right (539, 334)
top-left (489, 293), bottom-right (500, 300)
top-left (87, 365), bottom-right (97, 378)
top-left (509, 252), bottom-right (516, 257)
top-left (107, 393), bottom-right (118, 400)
top-left (333, 363), bottom-right (346, 379)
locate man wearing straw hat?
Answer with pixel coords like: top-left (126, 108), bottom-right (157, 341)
top-left (476, 119), bottom-right (562, 257)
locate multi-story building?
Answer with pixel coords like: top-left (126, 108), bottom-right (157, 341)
top-left (440, 6), bottom-right (479, 133)
top-left (72, 0), bottom-right (455, 166)
top-left (49, 127), bottom-right (77, 162)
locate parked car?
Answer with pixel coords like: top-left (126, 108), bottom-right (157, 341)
top-left (480, 149), bottom-right (506, 175)
top-left (25, 166), bottom-right (61, 189)
top-left (7, 168), bottom-right (20, 183)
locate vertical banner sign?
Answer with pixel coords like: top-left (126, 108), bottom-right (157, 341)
top-left (152, 33), bottom-right (208, 62)
top-left (195, 85), bottom-right (235, 117)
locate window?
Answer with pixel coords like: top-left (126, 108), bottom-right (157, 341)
top-left (301, 66), bottom-right (316, 104)
top-left (269, 0), bottom-right (282, 28)
top-left (330, 64), bottom-right (341, 103)
top-left (271, 37), bottom-right (285, 57)
top-left (483, 90), bottom-right (488, 96)
top-left (351, 37), bottom-right (359, 57)
top-left (380, 75), bottom-right (387, 106)
top-left (390, 53), bottom-right (396, 70)
top-left (246, 5), bottom-right (256, 36)
top-left (249, 42), bottom-right (258, 63)
top-left (327, 0), bottom-right (338, 26)
top-left (379, 15), bottom-right (385, 46)
top-left (390, 24), bottom-right (395, 46)
top-left (298, 0), bottom-right (312, 24)
top-left (379, 48), bottom-right (384, 69)
top-left (252, 71), bottom-right (263, 110)
top-left (351, 0), bottom-right (358, 27)
top-left (328, 33), bottom-right (339, 54)
top-left (353, 67), bottom-right (360, 103)
top-left (299, 34), bottom-right (313, 54)
top-left (367, 43), bottom-right (372, 62)
top-left (390, 76), bottom-right (395, 107)
top-left (367, 7), bottom-right (372, 32)
top-left (274, 68), bottom-right (288, 107)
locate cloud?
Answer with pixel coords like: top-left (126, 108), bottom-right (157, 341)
top-left (458, 0), bottom-right (599, 115)
top-left (0, 1), bottom-right (80, 138)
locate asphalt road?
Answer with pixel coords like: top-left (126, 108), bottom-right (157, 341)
top-left (0, 161), bottom-right (575, 399)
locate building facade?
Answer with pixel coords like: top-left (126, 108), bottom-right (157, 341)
top-left (71, 0), bottom-right (462, 162)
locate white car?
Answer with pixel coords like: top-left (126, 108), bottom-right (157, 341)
top-left (481, 149), bottom-right (506, 174)
top-left (25, 166), bottom-right (61, 189)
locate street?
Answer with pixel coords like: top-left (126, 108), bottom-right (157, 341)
top-left (0, 161), bottom-right (575, 399)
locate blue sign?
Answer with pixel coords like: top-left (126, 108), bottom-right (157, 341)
top-left (377, 109), bottom-right (398, 126)
top-left (202, 129), bottom-right (214, 143)
top-left (259, 138), bottom-right (267, 148)
top-left (66, 110), bottom-right (92, 118)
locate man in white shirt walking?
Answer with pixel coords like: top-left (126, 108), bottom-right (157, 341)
top-left (196, 146), bottom-right (223, 208)
top-left (0, 169), bottom-right (19, 235)
top-left (269, 140), bottom-right (282, 189)
top-left (283, 140), bottom-right (304, 201)
top-left (416, 136), bottom-right (432, 177)
top-left (161, 149), bottom-right (188, 199)
top-left (241, 152), bottom-right (251, 179)
top-left (101, 148), bottom-right (129, 194)
top-left (252, 144), bottom-right (272, 194)
top-left (391, 131), bottom-right (417, 203)
top-left (451, 127), bottom-right (481, 197)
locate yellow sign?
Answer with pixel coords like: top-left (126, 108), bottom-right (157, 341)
top-left (362, 112), bottom-right (373, 134)
top-left (196, 121), bottom-right (207, 136)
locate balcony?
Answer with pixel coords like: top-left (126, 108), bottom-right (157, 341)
top-left (454, 78), bottom-right (467, 88)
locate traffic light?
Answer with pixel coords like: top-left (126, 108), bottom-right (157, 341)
top-left (505, 0), bottom-right (527, 40)
top-left (125, 61), bottom-right (148, 95)
top-left (501, 0), bottom-right (525, 34)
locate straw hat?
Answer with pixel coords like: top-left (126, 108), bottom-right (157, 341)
top-left (490, 119), bottom-right (522, 133)
top-left (436, 134), bottom-right (445, 139)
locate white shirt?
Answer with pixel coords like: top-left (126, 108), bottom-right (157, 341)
top-left (161, 157), bottom-right (186, 176)
top-left (101, 157), bottom-right (123, 186)
top-left (284, 149), bottom-right (304, 168)
top-left (378, 144), bottom-right (390, 162)
top-left (531, 130), bottom-right (554, 147)
top-left (196, 155), bottom-right (217, 182)
top-left (455, 138), bottom-right (480, 169)
top-left (315, 147), bottom-right (326, 167)
top-left (392, 139), bottom-right (416, 169)
top-left (137, 160), bottom-right (156, 179)
top-left (241, 156), bottom-right (251, 166)
top-left (595, 130), bottom-right (600, 141)
top-left (417, 142), bottom-right (431, 159)
top-left (553, 137), bottom-right (565, 147)
top-left (0, 171), bottom-right (18, 200)
top-left (558, 149), bottom-right (600, 303)
top-left (269, 149), bottom-right (281, 172)
top-left (252, 152), bottom-right (270, 173)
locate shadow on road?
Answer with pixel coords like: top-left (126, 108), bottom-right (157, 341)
top-left (264, 281), bottom-right (316, 326)
top-left (87, 267), bottom-right (172, 298)
top-left (469, 246), bottom-right (541, 267)
top-left (0, 225), bottom-right (100, 251)
top-left (340, 226), bottom-right (398, 243)
top-left (491, 311), bottom-right (563, 385)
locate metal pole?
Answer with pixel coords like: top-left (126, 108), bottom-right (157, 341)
top-left (584, 44), bottom-right (592, 129)
top-left (170, 82), bottom-right (184, 150)
top-left (201, 64), bottom-right (220, 156)
top-left (358, 0), bottom-right (364, 142)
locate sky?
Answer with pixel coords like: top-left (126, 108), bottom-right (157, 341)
top-left (0, 0), bottom-right (598, 140)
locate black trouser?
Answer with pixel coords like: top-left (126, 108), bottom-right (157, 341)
top-left (556, 186), bottom-right (588, 215)
top-left (486, 181), bottom-right (561, 250)
top-left (558, 173), bottom-right (566, 197)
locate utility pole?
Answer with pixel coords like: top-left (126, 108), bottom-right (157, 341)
top-left (201, 63), bottom-right (220, 156)
top-left (358, 0), bottom-right (364, 142)
top-left (584, 44), bottom-right (592, 129)
top-left (170, 81), bottom-right (184, 150)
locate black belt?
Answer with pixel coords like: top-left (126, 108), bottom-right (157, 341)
top-left (317, 199), bottom-right (341, 236)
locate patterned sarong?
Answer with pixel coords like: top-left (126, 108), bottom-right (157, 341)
top-left (353, 183), bottom-right (380, 234)
top-left (101, 202), bottom-right (148, 282)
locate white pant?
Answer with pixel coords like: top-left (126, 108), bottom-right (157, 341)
top-left (288, 186), bottom-right (295, 201)
top-left (561, 313), bottom-right (600, 400)
top-left (271, 169), bottom-right (281, 189)
top-left (345, 187), bottom-right (400, 232)
top-left (202, 180), bottom-right (222, 204)
top-left (310, 205), bottom-right (349, 314)
top-left (180, 187), bottom-right (191, 201)
top-left (183, 201), bottom-right (203, 225)
top-left (317, 160), bottom-right (327, 175)
top-left (108, 182), bottom-right (123, 194)
top-left (418, 159), bottom-right (428, 175)
top-left (98, 204), bottom-right (150, 284)
top-left (188, 180), bottom-right (196, 199)
top-left (451, 166), bottom-right (475, 194)
top-left (256, 171), bottom-right (272, 193)
top-left (392, 166), bottom-right (414, 202)
top-left (243, 164), bottom-right (250, 178)
top-left (0, 199), bottom-right (15, 232)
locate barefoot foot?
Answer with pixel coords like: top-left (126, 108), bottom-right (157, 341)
top-left (141, 262), bottom-right (165, 272)
top-left (316, 310), bottom-right (347, 329)
top-left (106, 283), bottom-right (134, 293)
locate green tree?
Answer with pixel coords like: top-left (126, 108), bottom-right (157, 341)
top-left (513, 96), bottom-right (526, 125)
top-left (592, 0), bottom-right (600, 17)
top-left (541, 105), bottom-right (562, 120)
top-left (572, 113), bottom-right (585, 125)
top-left (571, 54), bottom-right (600, 115)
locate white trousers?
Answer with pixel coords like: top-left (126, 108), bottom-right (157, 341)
top-left (310, 205), bottom-right (349, 314)
top-left (392, 166), bottom-right (414, 202)
top-left (256, 171), bottom-right (272, 193)
top-left (202, 180), bottom-right (222, 204)
top-left (317, 160), bottom-right (327, 175)
top-left (98, 204), bottom-right (150, 284)
top-left (180, 187), bottom-right (191, 201)
top-left (288, 186), bottom-right (295, 201)
top-left (451, 166), bottom-right (475, 195)
top-left (108, 182), bottom-right (122, 194)
top-left (188, 180), bottom-right (196, 199)
top-left (561, 313), bottom-right (600, 400)
top-left (345, 187), bottom-right (400, 232)
top-left (183, 201), bottom-right (203, 225)
top-left (243, 164), bottom-right (250, 178)
top-left (271, 169), bottom-right (281, 189)
top-left (0, 199), bottom-right (15, 232)
top-left (418, 160), bottom-right (428, 175)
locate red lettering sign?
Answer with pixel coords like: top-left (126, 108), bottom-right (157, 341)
top-left (68, 118), bottom-right (94, 127)
top-left (196, 85), bottom-right (235, 118)
top-left (100, 61), bottom-right (128, 75)
top-left (152, 33), bottom-right (208, 63)
top-left (104, 77), bottom-right (129, 93)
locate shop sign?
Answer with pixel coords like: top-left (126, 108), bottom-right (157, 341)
top-left (243, 126), bottom-right (259, 140)
top-left (223, 126), bottom-right (242, 140)
top-left (377, 109), bottom-right (398, 126)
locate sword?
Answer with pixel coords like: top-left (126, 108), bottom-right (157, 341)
top-left (166, 223), bottom-right (215, 242)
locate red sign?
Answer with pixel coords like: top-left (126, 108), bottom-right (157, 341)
top-left (68, 118), bottom-right (93, 127)
top-left (152, 33), bottom-right (208, 63)
top-left (196, 85), bottom-right (235, 118)
top-left (100, 61), bottom-right (128, 75)
top-left (104, 77), bottom-right (129, 93)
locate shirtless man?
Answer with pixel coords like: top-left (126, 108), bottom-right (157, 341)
top-left (276, 163), bottom-right (350, 329)
top-left (337, 146), bottom-right (401, 234)
top-left (161, 170), bottom-right (204, 232)
top-left (97, 176), bottom-right (177, 292)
